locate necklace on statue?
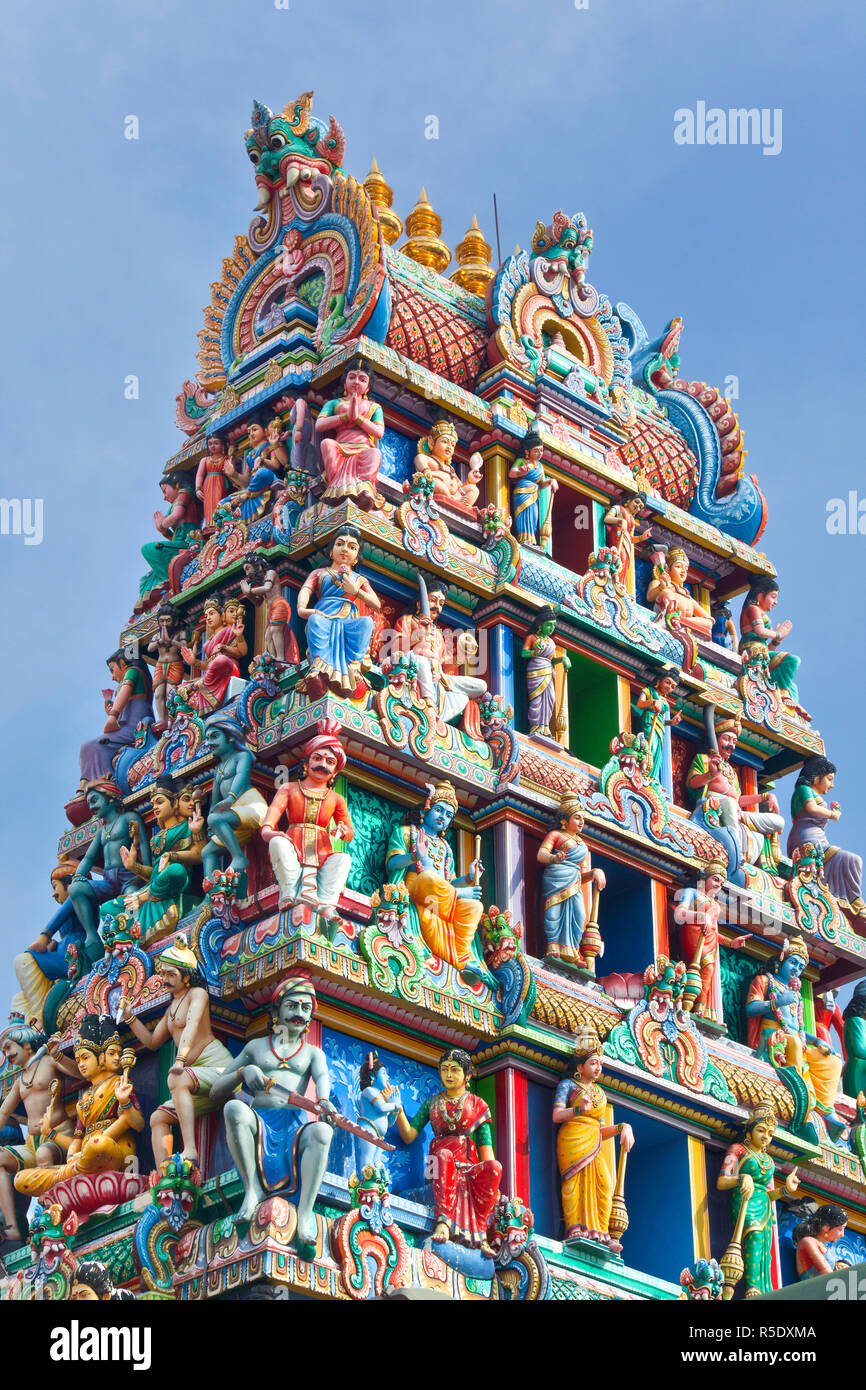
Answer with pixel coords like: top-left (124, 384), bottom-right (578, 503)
top-left (269, 1037), bottom-right (304, 1064)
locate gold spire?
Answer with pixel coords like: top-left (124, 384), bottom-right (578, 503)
top-left (399, 187), bottom-right (451, 273)
top-left (363, 157), bottom-right (402, 245)
top-left (450, 215), bottom-right (494, 295)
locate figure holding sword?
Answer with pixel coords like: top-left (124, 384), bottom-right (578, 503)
top-left (211, 972), bottom-right (344, 1261)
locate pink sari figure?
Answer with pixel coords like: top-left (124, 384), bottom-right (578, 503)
top-left (315, 360), bottom-right (384, 511)
top-left (195, 436), bottom-right (232, 526)
top-left (179, 600), bottom-right (248, 715)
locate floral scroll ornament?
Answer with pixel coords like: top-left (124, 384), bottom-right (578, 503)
top-left (739, 640), bottom-right (784, 733)
top-left (481, 504), bottom-right (521, 585)
top-left (373, 652), bottom-right (435, 761)
top-left (398, 470), bottom-right (450, 567)
top-left (567, 547), bottom-right (643, 643)
top-left (331, 1167), bottom-right (411, 1300)
top-left (785, 843), bottom-right (844, 944)
top-left (360, 883), bottom-right (425, 1001)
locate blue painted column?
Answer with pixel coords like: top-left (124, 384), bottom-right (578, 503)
top-left (485, 621), bottom-right (515, 708)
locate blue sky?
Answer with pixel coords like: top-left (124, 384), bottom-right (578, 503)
top-left (1, 0), bottom-right (864, 1009)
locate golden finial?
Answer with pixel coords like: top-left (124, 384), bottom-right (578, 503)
top-left (450, 215), bottom-right (494, 295)
top-left (399, 187), bottom-right (451, 273)
top-left (363, 158), bottom-right (402, 245)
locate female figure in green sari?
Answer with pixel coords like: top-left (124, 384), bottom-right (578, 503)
top-left (717, 1105), bottom-right (799, 1297)
top-left (116, 778), bottom-right (199, 941)
top-left (739, 577), bottom-right (810, 721)
top-left (635, 666), bottom-right (682, 783)
top-left (139, 475), bottom-right (200, 600)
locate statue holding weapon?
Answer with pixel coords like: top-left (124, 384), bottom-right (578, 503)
top-left (393, 574), bottom-right (487, 730)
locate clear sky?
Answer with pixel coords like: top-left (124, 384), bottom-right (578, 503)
top-left (1, 0), bottom-right (864, 1009)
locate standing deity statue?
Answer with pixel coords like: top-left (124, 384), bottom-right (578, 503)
top-left (717, 1105), bottom-right (799, 1298)
top-left (240, 553), bottom-right (300, 665)
top-left (739, 577), bottom-right (809, 721)
top-left (355, 1051), bottom-right (402, 1177)
top-left (787, 756), bottom-right (865, 918)
top-left (386, 780), bottom-right (484, 973)
top-left (635, 666), bottom-right (682, 782)
top-left (138, 474), bottom-right (200, 600)
top-left (537, 796), bottom-right (605, 968)
top-left (296, 525), bottom-right (381, 700)
top-left (522, 607), bottom-right (570, 739)
top-left (195, 434), bottom-right (233, 529)
top-left (509, 432), bottom-right (558, 551)
top-left (843, 982), bottom-right (866, 1099)
top-left (675, 859), bottom-right (746, 1019)
top-left (147, 604), bottom-right (188, 731)
top-left (392, 578), bottom-right (487, 729)
top-left (314, 359), bottom-right (385, 511)
top-left (211, 973), bottom-right (337, 1261)
top-left (200, 720), bottom-right (268, 879)
top-left (179, 598), bottom-right (247, 715)
top-left (414, 418), bottom-right (483, 509)
top-left (0, 1023), bottom-right (75, 1250)
top-left (261, 718), bottom-right (354, 920)
top-left (552, 1028), bottom-right (635, 1252)
top-left (603, 490), bottom-right (651, 582)
top-left (394, 1048), bottom-right (501, 1250)
top-left (14, 1014), bottom-right (144, 1201)
top-left (79, 650), bottom-right (154, 785)
top-left (746, 936), bottom-right (843, 1128)
top-left (711, 599), bottom-right (736, 651)
top-left (118, 934), bottom-right (234, 1166)
top-left (68, 780), bottom-right (150, 967)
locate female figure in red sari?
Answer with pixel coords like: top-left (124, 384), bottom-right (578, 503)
top-left (179, 598), bottom-right (247, 714)
top-left (195, 435), bottom-right (233, 528)
top-left (395, 1048), bottom-right (501, 1250)
top-left (314, 359), bottom-right (385, 511)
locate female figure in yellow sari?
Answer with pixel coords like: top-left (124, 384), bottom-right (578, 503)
top-left (552, 1028), bottom-right (634, 1252)
top-left (15, 1014), bottom-right (143, 1200)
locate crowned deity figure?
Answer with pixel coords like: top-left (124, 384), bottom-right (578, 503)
top-left (195, 434), bottom-right (235, 528)
top-left (522, 607), bottom-right (570, 740)
top-left (68, 780), bottom-right (150, 968)
top-left (179, 597), bottom-right (247, 715)
top-left (296, 525), bottom-right (381, 700)
top-left (147, 604), bottom-right (188, 732)
top-left (537, 796), bottom-right (605, 967)
top-left (552, 1028), bottom-right (635, 1252)
top-left (261, 719), bottom-right (354, 921)
top-left (117, 777), bottom-right (200, 940)
top-left (392, 578), bottom-right (487, 731)
top-left (634, 665), bottom-right (682, 783)
top-left (118, 934), bottom-right (234, 1166)
top-left (0, 1022), bottom-right (76, 1250)
top-left (11, 861), bottom-right (84, 1029)
top-left (746, 936), bottom-right (843, 1129)
top-left (225, 418), bottom-right (288, 523)
top-left (646, 545), bottom-right (713, 639)
top-left (686, 715), bottom-right (785, 874)
top-left (394, 1048), bottom-right (501, 1250)
top-left (603, 490), bottom-right (652, 584)
top-left (14, 1014), bottom-right (144, 1201)
top-left (675, 859), bottom-right (746, 1019)
top-left (386, 780), bottom-right (484, 973)
top-left (211, 974), bottom-right (337, 1261)
top-left (314, 359), bottom-right (385, 511)
top-left (508, 431), bottom-right (558, 552)
top-left (717, 1105), bottom-right (799, 1298)
top-left (414, 418), bottom-right (484, 509)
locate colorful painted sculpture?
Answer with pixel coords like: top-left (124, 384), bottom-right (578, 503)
top-left (394, 1047), bottom-right (501, 1250)
top-left (711, 599), bottom-right (736, 651)
top-left (239, 553), bottom-right (300, 664)
top-left (118, 934), bottom-right (234, 1165)
top-left (509, 432), bottom-right (557, 551)
top-left (739, 576), bottom-right (808, 720)
top-left (646, 545), bottom-right (713, 638)
top-left (787, 756), bottom-right (865, 918)
top-left (211, 973), bottom-right (337, 1260)
top-left (139, 475), bottom-right (199, 600)
top-left (200, 720), bottom-right (267, 878)
top-left (675, 860), bottom-right (746, 1019)
top-left (414, 418), bottom-right (483, 509)
top-left (717, 1105), bottom-right (799, 1298)
top-left (261, 718), bottom-right (353, 920)
top-left (393, 578), bottom-right (487, 728)
top-left (522, 607), bottom-right (570, 739)
top-left (687, 715), bottom-right (784, 873)
top-left (179, 598), bottom-right (247, 714)
top-left (70, 1258), bottom-right (135, 1301)
top-left (79, 651), bottom-right (154, 784)
top-left (14, 1014), bottom-right (144, 1201)
top-left (296, 524), bottom-right (380, 699)
top-left (552, 1027), bottom-right (634, 1252)
top-left (843, 982), bottom-right (866, 1100)
top-left (603, 491), bottom-right (651, 582)
top-left (68, 781), bottom-right (150, 966)
top-left (314, 358), bottom-right (385, 510)
top-left (195, 435), bottom-right (234, 528)
top-left (746, 936), bottom-right (843, 1127)
top-left (355, 1051), bottom-right (402, 1177)
top-left (537, 796), bottom-right (605, 969)
top-left (814, 988), bottom-right (845, 1055)
top-left (0, 1023), bottom-right (74, 1250)
top-left (793, 1203), bottom-right (848, 1280)
top-left (635, 665), bottom-right (681, 782)
top-left (147, 605), bottom-right (188, 731)
top-left (117, 778), bottom-right (194, 940)
top-left (10, 862), bottom-right (82, 1028)
top-left (227, 419), bottom-right (287, 523)
top-left (386, 780), bottom-right (484, 972)
top-left (679, 1257), bottom-right (725, 1301)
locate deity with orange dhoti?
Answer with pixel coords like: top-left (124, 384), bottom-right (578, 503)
top-left (385, 780), bottom-right (484, 973)
top-left (261, 719), bottom-right (354, 922)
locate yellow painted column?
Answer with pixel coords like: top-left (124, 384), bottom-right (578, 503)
top-left (482, 445), bottom-right (510, 514)
top-left (616, 675), bottom-right (632, 733)
top-left (688, 1135), bottom-right (711, 1260)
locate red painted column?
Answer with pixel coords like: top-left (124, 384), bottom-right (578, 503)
top-left (494, 1067), bottom-right (530, 1203)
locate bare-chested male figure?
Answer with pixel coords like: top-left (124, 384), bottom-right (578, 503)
top-left (118, 935), bottom-right (234, 1166)
top-left (0, 1023), bottom-right (76, 1248)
